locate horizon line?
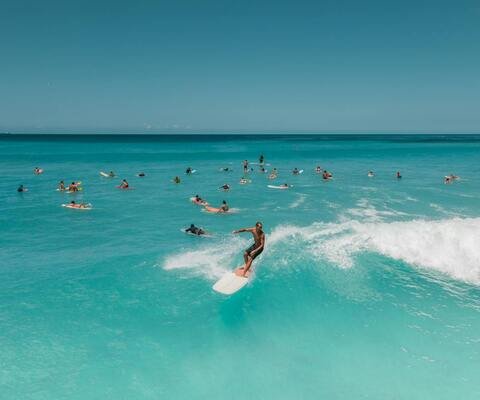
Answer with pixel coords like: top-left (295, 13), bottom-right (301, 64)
top-left (2, 129), bottom-right (480, 136)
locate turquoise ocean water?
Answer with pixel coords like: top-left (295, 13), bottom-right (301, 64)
top-left (1, 134), bottom-right (480, 399)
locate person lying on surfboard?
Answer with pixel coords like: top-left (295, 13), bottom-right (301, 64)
top-left (58, 180), bottom-right (66, 191)
top-left (192, 195), bottom-right (208, 205)
top-left (68, 201), bottom-right (90, 209)
top-left (185, 224), bottom-right (205, 236)
top-left (204, 200), bottom-right (229, 213)
top-left (233, 222), bottom-right (265, 277)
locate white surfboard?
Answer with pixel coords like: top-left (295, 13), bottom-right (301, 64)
top-left (267, 184), bottom-right (291, 190)
top-left (62, 204), bottom-right (92, 210)
top-left (100, 171), bottom-right (113, 177)
top-left (213, 271), bottom-right (249, 295)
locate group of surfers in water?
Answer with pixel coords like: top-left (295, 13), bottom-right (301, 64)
top-left (17, 153), bottom-right (462, 278)
top-left (57, 181), bottom-right (82, 192)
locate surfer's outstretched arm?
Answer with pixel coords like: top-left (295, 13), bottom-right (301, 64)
top-left (233, 228), bottom-right (254, 234)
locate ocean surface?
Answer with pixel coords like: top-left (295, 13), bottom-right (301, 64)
top-left (1, 133), bottom-right (480, 400)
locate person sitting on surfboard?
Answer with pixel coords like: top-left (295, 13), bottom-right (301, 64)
top-left (315, 166), bottom-right (322, 173)
top-left (259, 154), bottom-right (264, 165)
top-left (268, 168), bottom-right (278, 179)
top-left (233, 221), bottom-right (265, 277)
top-left (243, 160), bottom-right (249, 174)
top-left (108, 171), bottom-right (115, 177)
top-left (186, 167), bottom-right (193, 174)
top-left (220, 200), bottom-right (229, 212)
top-left (292, 168), bottom-right (300, 175)
top-left (173, 176), bottom-right (181, 184)
top-left (58, 180), bottom-right (65, 191)
top-left (68, 182), bottom-right (79, 192)
top-left (396, 171), bottom-right (402, 179)
top-left (119, 179), bottom-right (129, 189)
top-left (185, 224), bottom-right (205, 236)
top-left (17, 184), bottom-right (26, 193)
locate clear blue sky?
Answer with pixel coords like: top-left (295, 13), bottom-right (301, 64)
top-left (1, 0), bottom-right (479, 133)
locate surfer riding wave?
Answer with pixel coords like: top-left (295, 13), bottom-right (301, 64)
top-left (233, 221), bottom-right (265, 277)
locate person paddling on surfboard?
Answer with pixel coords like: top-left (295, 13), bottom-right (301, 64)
top-left (185, 224), bottom-right (205, 236)
top-left (233, 222), bottom-right (265, 277)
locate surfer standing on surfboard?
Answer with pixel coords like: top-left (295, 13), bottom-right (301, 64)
top-left (233, 222), bottom-right (265, 277)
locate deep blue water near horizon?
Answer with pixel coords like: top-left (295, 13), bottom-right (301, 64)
top-left (1, 134), bottom-right (480, 399)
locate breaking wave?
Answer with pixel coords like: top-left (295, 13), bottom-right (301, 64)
top-left (163, 217), bottom-right (480, 285)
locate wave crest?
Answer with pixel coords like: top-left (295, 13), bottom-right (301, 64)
top-left (163, 217), bottom-right (480, 285)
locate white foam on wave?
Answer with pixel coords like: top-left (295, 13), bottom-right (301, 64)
top-left (163, 236), bottom-right (248, 279)
top-left (267, 217), bottom-right (480, 285)
top-left (289, 194), bottom-right (307, 209)
top-left (344, 198), bottom-right (407, 222)
top-left (162, 214), bottom-right (480, 285)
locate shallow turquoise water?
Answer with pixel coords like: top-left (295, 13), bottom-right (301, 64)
top-left (1, 134), bottom-right (480, 399)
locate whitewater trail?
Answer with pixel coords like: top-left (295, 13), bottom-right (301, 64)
top-left (163, 217), bottom-right (480, 285)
